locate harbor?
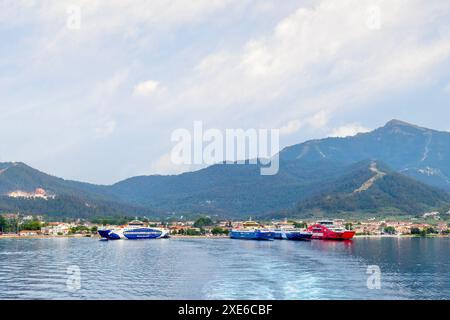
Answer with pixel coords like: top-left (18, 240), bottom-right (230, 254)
top-left (1, 213), bottom-right (449, 240)
top-left (0, 236), bottom-right (448, 300)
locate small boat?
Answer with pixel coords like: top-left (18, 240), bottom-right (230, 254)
top-left (98, 220), bottom-right (170, 240)
top-left (230, 220), bottom-right (274, 241)
top-left (307, 220), bottom-right (355, 240)
top-left (273, 228), bottom-right (312, 241)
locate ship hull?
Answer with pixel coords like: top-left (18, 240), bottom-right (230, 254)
top-left (230, 230), bottom-right (274, 241)
top-left (273, 230), bottom-right (312, 241)
top-left (285, 231), bottom-right (313, 241)
top-left (123, 228), bottom-right (169, 240)
top-left (310, 231), bottom-right (355, 240)
top-left (98, 229), bottom-right (111, 239)
top-left (273, 232), bottom-right (284, 240)
top-left (98, 228), bottom-right (169, 240)
top-left (307, 224), bottom-right (355, 240)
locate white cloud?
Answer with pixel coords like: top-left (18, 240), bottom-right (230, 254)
top-left (279, 110), bottom-right (331, 137)
top-left (305, 111), bottom-right (329, 130)
top-left (180, 0), bottom-right (450, 126)
top-left (2, 0), bottom-right (450, 182)
top-left (148, 152), bottom-right (205, 175)
top-left (280, 120), bottom-right (302, 136)
top-left (330, 124), bottom-right (370, 138)
top-left (0, 1), bottom-right (238, 38)
top-left (133, 80), bottom-right (160, 96)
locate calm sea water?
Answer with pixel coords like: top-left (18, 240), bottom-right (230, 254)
top-left (0, 237), bottom-right (448, 300)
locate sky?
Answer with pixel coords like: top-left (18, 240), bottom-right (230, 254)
top-left (1, 0), bottom-right (450, 184)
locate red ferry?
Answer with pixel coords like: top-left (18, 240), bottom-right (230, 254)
top-left (307, 221), bottom-right (355, 240)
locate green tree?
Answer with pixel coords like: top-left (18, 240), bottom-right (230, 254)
top-left (0, 215), bottom-right (7, 232)
top-left (193, 217), bottom-right (214, 228)
top-left (345, 223), bottom-right (353, 230)
top-left (383, 226), bottom-right (396, 235)
top-left (211, 227), bottom-right (229, 235)
top-left (20, 220), bottom-right (41, 231)
top-left (185, 228), bottom-right (202, 236)
top-left (410, 227), bottom-right (421, 235)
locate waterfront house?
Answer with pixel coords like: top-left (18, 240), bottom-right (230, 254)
top-left (19, 230), bottom-right (40, 236)
top-left (41, 223), bottom-right (72, 236)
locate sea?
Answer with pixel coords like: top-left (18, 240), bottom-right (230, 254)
top-left (0, 237), bottom-right (448, 299)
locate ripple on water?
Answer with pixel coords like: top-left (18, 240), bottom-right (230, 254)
top-left (0, 237), bottom-right (448, 299)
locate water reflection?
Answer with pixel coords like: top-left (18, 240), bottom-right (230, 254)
top-left (0, 237), bottom-right (448, 300)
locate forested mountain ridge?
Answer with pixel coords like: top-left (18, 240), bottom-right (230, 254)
top-left (1, 120), bottom-right (449, 218)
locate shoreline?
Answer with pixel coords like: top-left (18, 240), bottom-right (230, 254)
top-left (354, 234), bottom-right (449, 238)
top-left (0, 234), bottom-right (448, 240)
top-left (0, 234), bottom-right (231, 240)
top-left (0, 234), bottom-right (94, 239)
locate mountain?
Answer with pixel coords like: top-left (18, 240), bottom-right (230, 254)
top-left (106, 159), bottom-right (348, 216)
top-left (281, 120), bottom-right (450, 191)
top-left (285, 160), bottom-right (450, 218)
top-left (0, 162), bottom-right (160, 218)
top-left (0, 162), bottom-right (105, 198)
top-left (102, 120), bottom-right (450, 217)
top-left (0, 194), bottom-right (158, 219)
top-left (1, 120), bottom-right (449, 218)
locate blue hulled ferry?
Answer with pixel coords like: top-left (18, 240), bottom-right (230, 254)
top-left (273, 228), bottom-right (312, 241)
top-left (98, 220), bottom-right (170, 240)
top-left (229, 220), bottom-right (274, 241)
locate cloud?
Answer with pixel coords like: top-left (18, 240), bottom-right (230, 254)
top-left (0, 1), bottom-right (238, 38)
top-left (330, 124), bottom-right (370, 138)
top-left (305, 111), bottom-right (329, 130)
top-left (279, 111), bottom-right (330, 136)
top-left (133, 80), bottom-right (160, 96)
top-left (148, 152), bottom-right (205, 175)
top-left (280, 120), bottom-right (302, 136)
top-left (180, 0), bottom-right (450, 126)
top-left (2, 0), bottom-right (450, 182)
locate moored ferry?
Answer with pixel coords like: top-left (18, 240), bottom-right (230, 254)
top-left (230, 220), bottom-right (274, 241)
top-left (98, 220), bottom-right (170, 240)
top-left (307, 220), bottom-right (355, 240)
top-left (273, 228), bottom-right (312, 241)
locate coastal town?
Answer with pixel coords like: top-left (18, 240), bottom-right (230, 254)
top-left (1, 212), bottom-right (449, 239)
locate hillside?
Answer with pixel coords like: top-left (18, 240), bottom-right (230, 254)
top-left (0, 162), bottom-right (108, 199)
top-left (102, 120), bottom-right (450, 216)
top-left (289, 161), bottom-right (450, 218)
top-left (280, 120), bottom-right (450, 191)
top-left (107, 159), bottom-right (348, 216)
top-left (0, 195), bottom-right (159, 219)
top-left (1, 120), bottom-right (450, 218)
top-left (0, 162), bottom-right (159, 218)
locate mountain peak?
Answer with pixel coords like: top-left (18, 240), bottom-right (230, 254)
top-left (385, 119), bottom-right (416, 128)
top-left (382, 119), bottom-right (430, 133)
